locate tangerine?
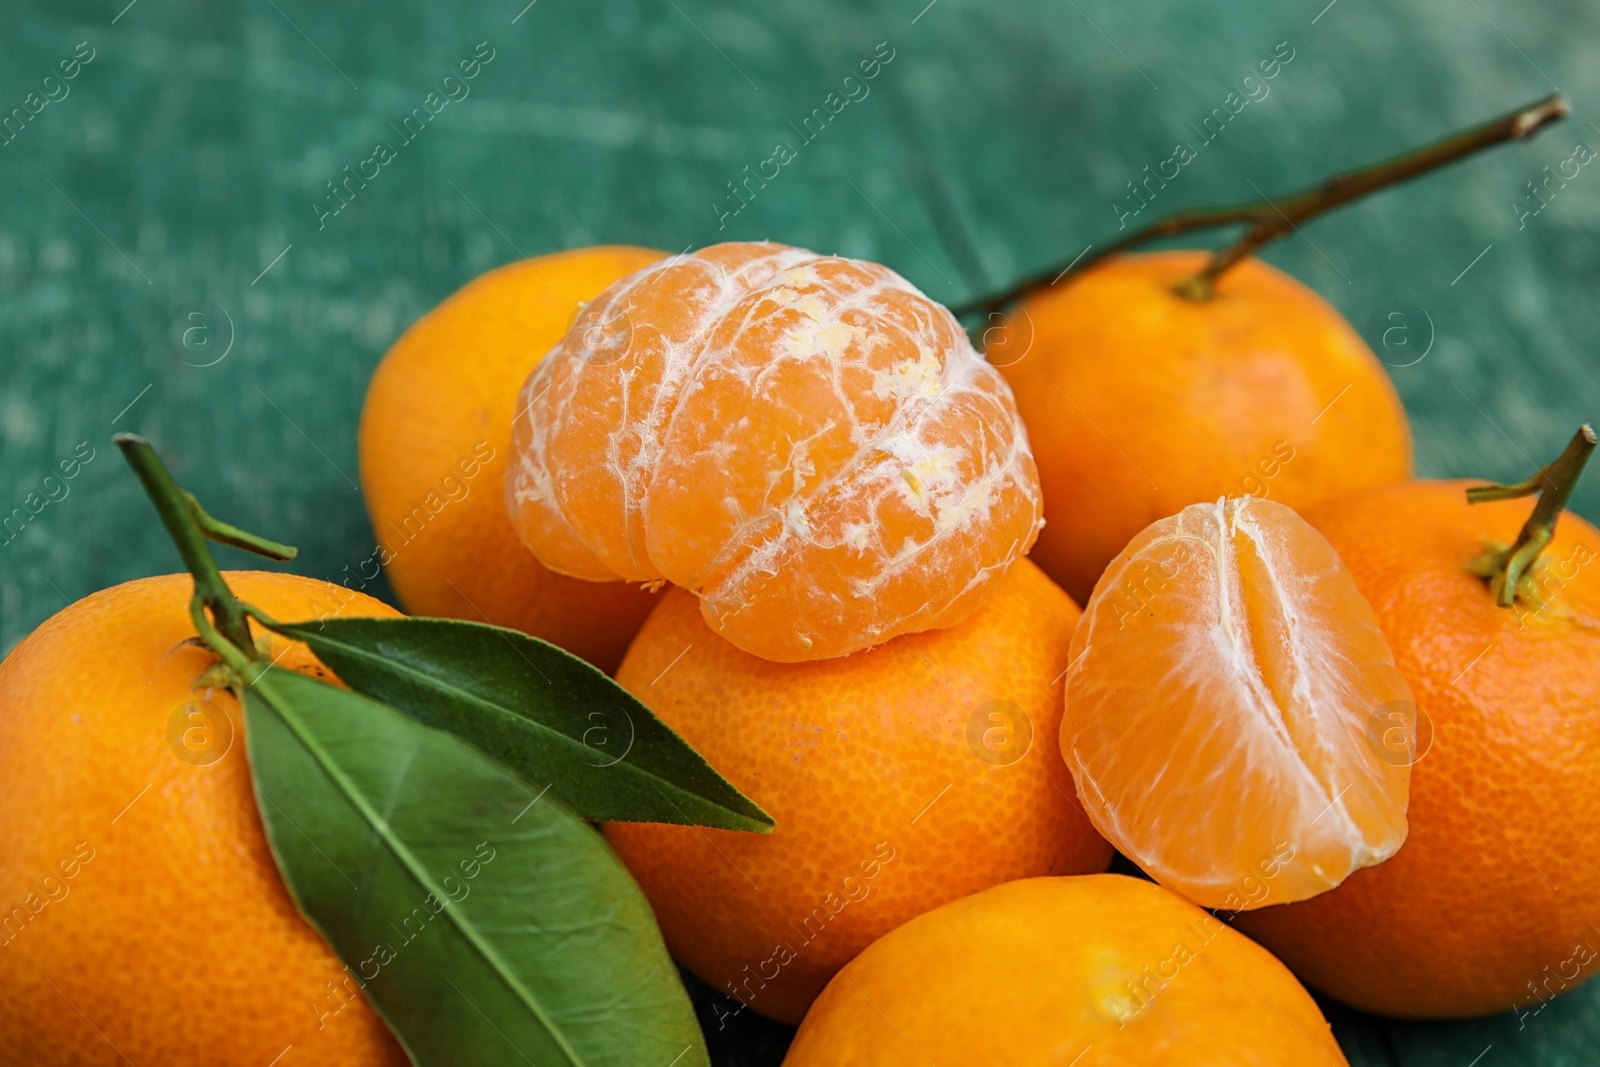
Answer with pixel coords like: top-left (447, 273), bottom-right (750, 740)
top-left (992, 251), bottom-right (1412, 604)
top-left (0, 572), bottom-right (406, 1065)
top-left (506, 241), bottom-right (1043, 662)
top-left (604, 558), bottom-right (1110, 1023)
top-left (1236, 477), bottom-right (1600, 1017)
top-left (360, 246), bottom-right (665, 672)
top-left (784, 875), bottom-right (1349, 1066)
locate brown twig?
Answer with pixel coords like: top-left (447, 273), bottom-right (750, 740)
top-left (956, 93), bottom-right (1568, 316)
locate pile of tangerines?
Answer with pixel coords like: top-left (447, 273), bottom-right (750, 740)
top-left (3, 97), bottom-right (1597, 1065)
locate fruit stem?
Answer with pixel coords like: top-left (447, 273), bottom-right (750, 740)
top-left (955, 93), bottom-right (1568, 315)
top-left (115, 433), bottom-right (296, 662)
top-left (1465, 424), bottom-right (1596, 607)
top-left (190, 502), bottom-right (298, 562)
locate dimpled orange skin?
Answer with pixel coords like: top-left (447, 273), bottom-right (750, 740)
top-left (508, 241), bottom-right (1043, 663)
top-left (784, 875), bottom-right (1349, 1067)
top-left (993, 250), bottom-right (1412, 604)
top-left (1236, 482), bottom-right (1600, 1018)
top-left (360, 247), bottom-right (665, 672)
top-left (0, 573), bottom-right (407, 1066)
top-left (603, 558), bottom-right (1112, 1025)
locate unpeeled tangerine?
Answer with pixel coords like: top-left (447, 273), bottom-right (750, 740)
top-left (505, 241), bottom-right (1043, 662)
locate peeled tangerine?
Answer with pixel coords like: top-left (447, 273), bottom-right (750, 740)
top-left (505, 241), bottom-right (1043, 662)
top-left (1061, 496), bottom-right (1414, 909)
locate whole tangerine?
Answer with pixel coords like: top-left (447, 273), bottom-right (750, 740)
top-left (603, 558), bottom-right (1111, 1024)
top-left (0, 572), bottom-right (406, 1065)
top-left (992, 250), bottom-right (1412, 604)
top-left (1236, 475), bottom-right (1600, 1017)
top-left (784, 875), bottom-right (1349, 1066)
top-left (360, 246), bottom-right (665, 672)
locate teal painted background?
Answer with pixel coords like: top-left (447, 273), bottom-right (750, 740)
top-left (3, 0), bottom-right (1599, 1061)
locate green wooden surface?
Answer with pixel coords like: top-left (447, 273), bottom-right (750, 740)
top-left (3, 0), bottom-right (1599, 1062)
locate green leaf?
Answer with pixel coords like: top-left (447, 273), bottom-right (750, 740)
top-left (244, 666), bottom-right (709, 1067)
top-left (262, 614), bottom-right (772, 833)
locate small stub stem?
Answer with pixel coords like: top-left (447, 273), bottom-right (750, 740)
top-left (1465, 424), bottom-right (1596, 607)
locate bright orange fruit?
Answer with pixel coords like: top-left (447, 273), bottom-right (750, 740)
top-left (506, 241), bottom-right (1043, 662)
top-left (1237, 480), bottom-right (1600, 1017)
top-left (784, 875), bottom-right (1349, 1066)
top-left (994, 250), bottom-right (1412, 604)
top-left (361, 247), bottom-right (665, 672)
top-left (1061, 496), bottom-right (1413, 910)
top-left (0, 572), bottom-right (405, 1066)
top-left (605, 558), bottom-right (1111, 1024)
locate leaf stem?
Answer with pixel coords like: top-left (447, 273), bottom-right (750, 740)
top-left (115, 433), bottom-right (295, 661)
top-left (955, 93), bottom-right (1569, 316)
top-left (1465, 424), bottom-right (1596, 607)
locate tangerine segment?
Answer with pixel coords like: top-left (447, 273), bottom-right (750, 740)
top-left (1061, 497), bottom-right (1413, 909)
top-left (506, 241), bottom-right (1043, 662)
